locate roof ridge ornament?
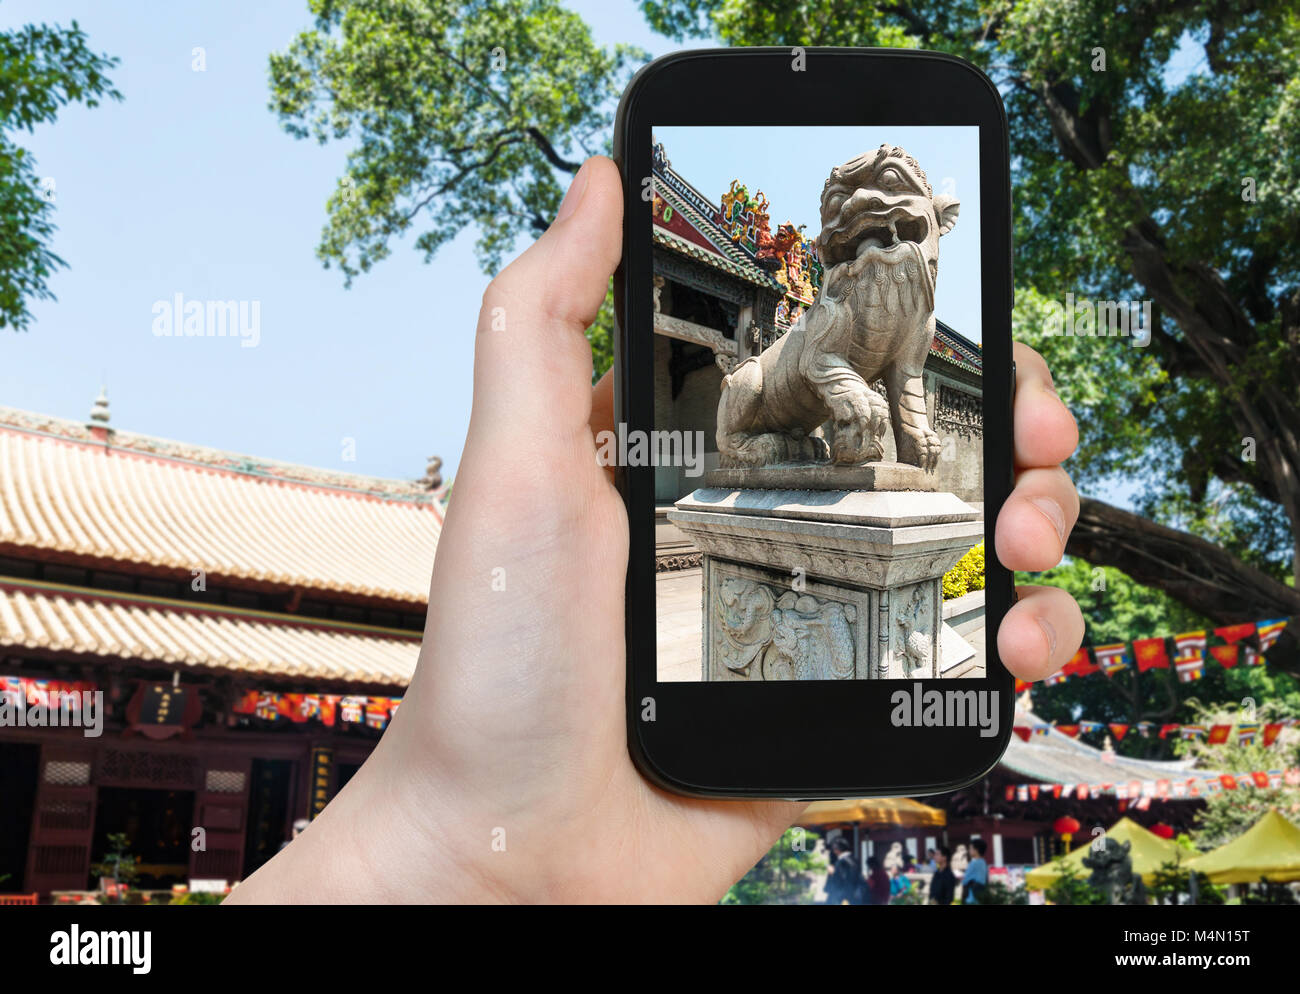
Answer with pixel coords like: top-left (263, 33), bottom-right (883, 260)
top-left (89, 386), bottom-right (111, 425)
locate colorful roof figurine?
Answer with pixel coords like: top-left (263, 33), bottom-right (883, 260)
top-left (651, 142), bottom-right (782, 290)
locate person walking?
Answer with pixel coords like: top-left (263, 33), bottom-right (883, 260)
top-left (962, 838), bottom-right (989, 904)
top-left (823, 838), bottom-right (865, 905)
top-left (928, 846), bottom-right (957, 905)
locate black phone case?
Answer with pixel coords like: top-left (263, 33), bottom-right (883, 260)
top-left (614, 48), bottom-right (1015, 799)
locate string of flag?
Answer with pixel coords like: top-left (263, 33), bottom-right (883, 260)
top-left (2, 678), bottom-right (404, 732)
top-left (1005, 767), bottom-right (1300, 804)
top-left (1013, 718), bottom-right (1299, 746)
top-left (230, 690), bottom-right (403, 730)
top-left (1014, 618), bottom-right (1289, 694)
top-left (0, 676), bottom-right (98, 709)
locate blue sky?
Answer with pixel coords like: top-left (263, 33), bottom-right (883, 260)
top-left (0, 2), bottom-right (1203, 496)
top-left (0, 0), bottom-right (682, 483)
top-left (656, 125), bottom-right (982, 340)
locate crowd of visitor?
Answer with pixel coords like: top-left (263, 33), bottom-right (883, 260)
top-left (823, 838), bottom-right (990, 905)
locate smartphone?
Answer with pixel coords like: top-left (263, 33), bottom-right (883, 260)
top-left (613, 48), bottom-right (1014, 799)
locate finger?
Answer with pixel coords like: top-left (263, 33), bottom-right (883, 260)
top-left (1013, 342), bottom-right (1078, 469)
top-left (994, 466), bottom-right (1079, 571)
top-left (997, 584), bottom-right (1085, 681)
top-left (471, 156), bottom-right (623, 442)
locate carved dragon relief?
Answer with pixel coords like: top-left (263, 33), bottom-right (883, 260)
top-left (713, 575), bottom-right (857, 680)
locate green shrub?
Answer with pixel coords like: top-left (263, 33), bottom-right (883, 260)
top-left (942, 543), bottom-right (985, 600)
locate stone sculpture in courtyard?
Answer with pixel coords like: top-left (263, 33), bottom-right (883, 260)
top-left (668, 144), bottom-right (983, 682)
top-left (716, 144), bottom-right (959, 473)
top-left (1082, 837), bottom-right (1148, 905)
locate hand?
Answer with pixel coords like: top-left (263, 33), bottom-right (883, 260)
top-left (226, 156), bottom-right (1083, 905)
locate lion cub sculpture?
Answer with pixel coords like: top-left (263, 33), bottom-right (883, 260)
top-left (717, 145), bottom-right (959, 472)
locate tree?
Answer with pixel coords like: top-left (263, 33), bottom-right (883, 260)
top-left (1180, 701), bottom-right (1300, 849)
top-left (721, 827), bottom-right (828, 904)
top-left (0, 20), bottom-right (120, 330)
top-left (91, 832), bottom-right (139, 901)
top-left (636, 1), bottom-right (1300, 676)
top-left (268, 0), bottom-right (645, 281)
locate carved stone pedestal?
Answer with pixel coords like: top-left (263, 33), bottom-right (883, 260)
top-left (667, 488), bottom-right (981, 681)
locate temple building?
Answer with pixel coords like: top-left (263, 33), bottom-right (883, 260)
top-left (0, 397), bottom-right (443, 897)
top-left (808, 695), bottom-right (1221, 877)
top-left (650, 139), bottom-right (984, 509)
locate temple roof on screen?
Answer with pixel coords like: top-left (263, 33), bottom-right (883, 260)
top-left (652, 145), bottom-right (783, 289)
top-left (0, 405), bottom-right (444, 608)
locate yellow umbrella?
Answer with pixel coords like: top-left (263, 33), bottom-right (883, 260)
top-left (1025, 817), bottom-right (1186, 890)
top-left (798, 797), bottom-right (946, 829)
top-left (1186, 809), bottom-right (1300, 884)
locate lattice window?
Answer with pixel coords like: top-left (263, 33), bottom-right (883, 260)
top-left (192, 849), bottom-right (242, 880)
top-left (39, 799), bottom-right (92, 831)
top-left (44, 760), bottom-right (91, 786)
top-left (34, 846), bottom-right (85, 874)
top-left (205, 770), bottom-right (246, 793)
top-left (98, 749), bottom-right (199, 789)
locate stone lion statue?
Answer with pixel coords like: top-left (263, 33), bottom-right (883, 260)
top-left (717, 145), bottom-right (959, 471)
top-left (1082, 837), bottom-right (1148, 905)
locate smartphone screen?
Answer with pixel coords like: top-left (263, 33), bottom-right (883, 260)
top-left (617, 49), bottom-right (1013, 796)
top-left (648, 126), bottom-right (987, 686)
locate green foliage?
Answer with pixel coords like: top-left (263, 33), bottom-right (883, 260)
top-left (721, 827), bottom-right (828, 905)
top-left (91, 833), bottom-right (140, 897)
top-left (0, 20), bottom-right (121, 330)
top-left (1241, 880), bottom-right (1299, 905)
top-left (169, 891), bottom-right (224, 905)
top-left (1148, 858), bottom-right (1224, 905)
top-left (1179, 699), bottom-right (1300, 848)
top-left (639, 0), bottom-right (1300, 607)
top-left (978, 879), bottom-right (1029, 905)
top-left (269, 0), bottom-right (646, 282)
top-left (589, 283), bottom-right (615, 382)
top-left (1014, 559), bottom-right (1300, 753)
top-left (942, 542), bottom-right (985, 600)
top-left (1043, 857), bottom-right (1108, 906)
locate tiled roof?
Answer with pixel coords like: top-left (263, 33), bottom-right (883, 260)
top-left (0, 577), bottom-right (418, 690)
top-left (653, 163), bottom-right (783, 291)
top-left (0, 407), bottom-right (442, 605)
top-left (1003, 707), bottom-right (1218, 785)
top-left (652, 227), bottom-right (780, 287)
top-left (932, 321), bottom-right (983, 374)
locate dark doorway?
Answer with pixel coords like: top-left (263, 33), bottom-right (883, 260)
top-left (91, 787), bottom-right (195, 889)
top-left (0, 744), bottom-right (39, 891)
top-left (336, 761), bottom-right (362, 793)
top-left (244, 758), bottom-right (293, 875)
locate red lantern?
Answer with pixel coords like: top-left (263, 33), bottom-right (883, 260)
top-left (1151, 823), bottom-right (1175, 839)
top-left (1053, 816), bottom-right (1081, 836)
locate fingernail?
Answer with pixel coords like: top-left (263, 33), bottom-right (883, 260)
top-left (555, 160), bottom-right (590, 224)
top-left (1030, 496), bottom-right (1066, 542)
top-left (1038, 616), bottom-right (1058, 661)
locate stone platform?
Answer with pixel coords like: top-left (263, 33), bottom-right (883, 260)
top-left (667, 486), bottom-right (981, 681)
top-left (705, 460), bottom-right (935, 493)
